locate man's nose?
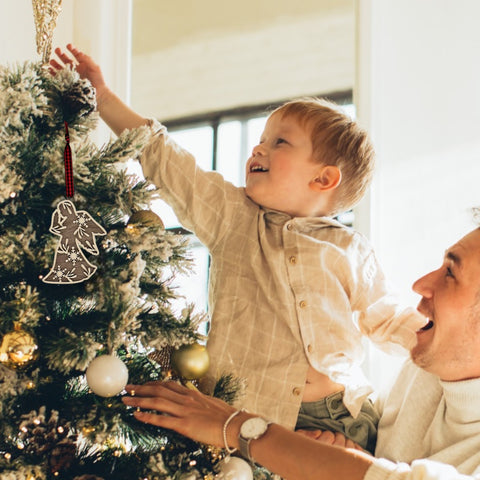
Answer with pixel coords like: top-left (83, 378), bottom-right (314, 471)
top-left (412, 269), bottom-right (437, 298)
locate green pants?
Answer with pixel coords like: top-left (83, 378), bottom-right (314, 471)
top-left (295, 391), bottom-right (379, 454)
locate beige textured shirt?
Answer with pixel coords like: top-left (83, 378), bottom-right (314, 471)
top-left (140, 123), bottom-right (426, 429)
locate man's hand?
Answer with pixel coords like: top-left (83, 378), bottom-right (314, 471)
top-left (122, 380), bottom-right (238, 448)
top-left (296, 429), bottom-right (366, 451)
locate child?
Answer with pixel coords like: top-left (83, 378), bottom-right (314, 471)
top-left (50, 45), bottom-right (426, 453)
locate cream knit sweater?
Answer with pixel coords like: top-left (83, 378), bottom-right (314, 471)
top-left (365, 360), bottom-right (480, 480)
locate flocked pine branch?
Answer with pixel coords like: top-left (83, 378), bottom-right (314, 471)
top-left (0, 60), bottom-right (251, 479)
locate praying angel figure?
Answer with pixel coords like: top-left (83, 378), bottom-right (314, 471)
top-left (43, 200), bottom-right (106, 284)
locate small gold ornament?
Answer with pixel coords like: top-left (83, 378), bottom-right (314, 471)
top-left (170, 343), bottom-right (210, 380)
top-left (31, 0), bottom-right (63, 64)
top-left (127, 210), bottom-right (164, 232)
top-left (0, 324), bottom-right (39, 370)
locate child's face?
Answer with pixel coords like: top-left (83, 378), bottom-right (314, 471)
top-left (245, 113), bottom-right (322, 216)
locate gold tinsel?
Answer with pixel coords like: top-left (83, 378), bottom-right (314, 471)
top-left (31, 0), bottom-right (63, 64)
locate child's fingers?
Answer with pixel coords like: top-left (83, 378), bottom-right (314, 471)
top-left (66, 44), bottom-right (84, 62)
top-left (52, 47), bottom-right (74, 67)
top-left (48, 59), bottom-right (62, 73)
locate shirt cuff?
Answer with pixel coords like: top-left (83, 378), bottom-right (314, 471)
top-left (364, 458), bottom-right (409, 480)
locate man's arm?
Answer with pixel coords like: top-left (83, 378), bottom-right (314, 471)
top-left (122, 381), bottom-right (373, 480)
top-left (50, 44), bottom-right (148, 136)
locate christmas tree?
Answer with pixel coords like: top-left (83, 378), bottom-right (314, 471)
top-left (0, 58), bottom-right (249, 479)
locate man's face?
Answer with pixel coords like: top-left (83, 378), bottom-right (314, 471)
top-left (411, 228), bottom-right (480, 380)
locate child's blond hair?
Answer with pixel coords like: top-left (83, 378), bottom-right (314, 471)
top-left (271, 97), bottom-right (375, 216)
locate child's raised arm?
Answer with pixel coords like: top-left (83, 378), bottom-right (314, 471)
top-left (50, 44), bottom-right (148, 136)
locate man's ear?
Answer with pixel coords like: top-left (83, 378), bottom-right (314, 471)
top-left (310, 165), bottom-right (342, 192)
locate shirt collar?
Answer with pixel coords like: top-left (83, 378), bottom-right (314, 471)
top-left (440, 376), bottom-right (480, 423)
top-left (261, 207), bottom-right (347, 230)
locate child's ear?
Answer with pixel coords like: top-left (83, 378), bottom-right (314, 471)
top-left (310, 165), bottom-right (342, 192)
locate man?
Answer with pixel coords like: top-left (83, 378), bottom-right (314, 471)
top-left (123, 226), bottom-right (480, 480)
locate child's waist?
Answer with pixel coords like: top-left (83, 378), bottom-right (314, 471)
top-left (303, 365), bottom-right (344, 402)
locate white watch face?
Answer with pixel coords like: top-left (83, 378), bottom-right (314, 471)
top-left (240, 417), bottom-right (269, 439)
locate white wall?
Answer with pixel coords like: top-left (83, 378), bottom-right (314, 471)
top-left (130, 1), bottom-right (355, 119)
top-left (357, 0), bottom-right (480, 385)
top-left (0, 0), bottom-right (73, 64)
top-left (0, 0), bottom-right (132, 145)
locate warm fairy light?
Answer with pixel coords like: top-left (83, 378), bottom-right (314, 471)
top-left (9, 192), bottom-right (16, 198)
top-left (33, 418), bottom-right (41, 425)
top-left (114, 449), bottom-right (122, 457)
top-left (189, 460), bottom-right (197, 466)
top-left (17, 442), bottom-right (25, 449)
top-left (20, 426), bottom-right (28, 433)
top-left (4, 453), bottom-right (11, 460)
top-left (27, 381), bottom-right (35, 389)
top-left (125, 224), bottom-right (139, 235)
top-left (54, 472), bottom-right (59, 477)
top-left (57, 426), bottom-right (64, 433)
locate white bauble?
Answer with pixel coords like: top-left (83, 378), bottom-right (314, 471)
top-left (217, 457), bottom-right (253, 480)
top-left (86, 355), bottom-right (128, 397)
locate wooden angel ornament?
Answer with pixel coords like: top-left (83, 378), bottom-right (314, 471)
top-left (43, 200), bottom-right (106, 284)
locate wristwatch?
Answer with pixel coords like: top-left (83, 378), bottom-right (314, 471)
top-left (238, 417), bottom-right (272, 463)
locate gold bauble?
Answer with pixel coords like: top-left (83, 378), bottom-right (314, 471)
top-left (127, 210), bottom-right (164, 230)
top-left (0, 325), bottom-right (39, 370)
top-left (171, 343), bottom-right (210, 380)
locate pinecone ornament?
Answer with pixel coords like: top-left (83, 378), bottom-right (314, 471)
top-left (18, 407), bottom-right (77, 474)
top-left (48, 437), bottom-right (78, 475)
top-left (60, 77), bottom-right (97, 121)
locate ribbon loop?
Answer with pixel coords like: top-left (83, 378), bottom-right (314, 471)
top-left (64, 121), bottom-right (74, 198)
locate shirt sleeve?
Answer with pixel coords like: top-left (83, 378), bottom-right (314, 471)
top-left (364, 458), bottom-right (479, 480)
top-left (139, 119), bottom-right (251, 251)
top-left (349, 238), bottom-right (427, 352)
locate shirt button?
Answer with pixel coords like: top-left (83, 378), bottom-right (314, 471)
top-left (299, 300), bottom-right (307, 308)
top-left (292, 387), bottom-right (302, 396)
top-left (289, 256), bottom-right (297, 265)
top-left (307, 344), bottom-right (313, 353)
top-left (286, 223), bottom-right (293, 231)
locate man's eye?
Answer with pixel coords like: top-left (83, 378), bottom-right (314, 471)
top-left (276, 138), bottom-right (287, 145)
top-left (446, 266), bottom-right (455, 278)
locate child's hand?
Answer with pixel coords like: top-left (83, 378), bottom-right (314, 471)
top-left (295, 429), bottom-right (365, 451)
top-left (50, 44), bottom-right (108, 98)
